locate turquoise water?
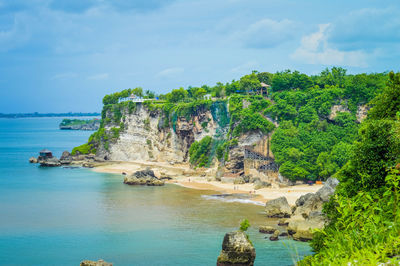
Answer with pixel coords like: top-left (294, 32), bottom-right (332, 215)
top-left (0, 118), bottom-right (312, 265)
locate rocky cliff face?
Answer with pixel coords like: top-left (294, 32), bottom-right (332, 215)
top-left (98, 103), bottom-right (222, 164)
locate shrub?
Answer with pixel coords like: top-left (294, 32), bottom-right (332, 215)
top-left (239, 219), bottom-right (250, 231)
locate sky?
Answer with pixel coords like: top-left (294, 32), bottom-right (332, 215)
top-left (1, 0), bottom-right (400, 113)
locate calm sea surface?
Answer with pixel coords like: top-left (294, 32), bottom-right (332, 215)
top-left (0, 118), bottom-right (311, 265)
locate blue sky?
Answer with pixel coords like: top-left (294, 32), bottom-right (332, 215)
top-left (1, 0), bottom-right (399, 113)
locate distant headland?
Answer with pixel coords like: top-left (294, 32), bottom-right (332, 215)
top-left (0, 112), bottom-right (100, 118)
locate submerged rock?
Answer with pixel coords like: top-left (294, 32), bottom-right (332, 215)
top-left (264, 196), bottom-right (291, 218)
top-left (217, 231), bottom-right (256, 266)
top-left (80, 259), bottom-right (112, 266)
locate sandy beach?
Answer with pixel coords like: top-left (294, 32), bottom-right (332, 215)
top-left (93, 160), bottom-right (323, 205)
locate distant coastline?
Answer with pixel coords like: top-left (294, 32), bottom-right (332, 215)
top-left (0, 112), bottom-right (100, 118)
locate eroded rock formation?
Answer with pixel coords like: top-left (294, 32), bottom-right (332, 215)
top-left (217, 231), bottom-right (256, 266)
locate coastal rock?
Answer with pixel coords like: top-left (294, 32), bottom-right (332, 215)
top-left (295, 193), bottom-right (314, 207)
top-left (29, 157), bottom-right (38, 163)
top-left (315, 184), bottom-right (335, 202)
top-left (277, 178), bottom-right (339, 241)
top-left (259, 225), bottom-right (275, 234)
top-left (292, 193), bottom-right (323, 219)
top-left (217, 231), bottom-right (256, 266)
top-left (60, 151), bottom-right (72, 164)
top-left (264, 197), bottom-right (291, 218)
top-left (123, 169), bottom-right (165, 186)
top-left (80, 259), bottom-right (112, 266)
top-left (38, 157), bottom-right (61, 167)
top-left (291, 212), bottom-right (326, 242)
top-left (277, 219), bottom-right (289, 226)
top-left (269, 230), bottom-right (280, 241)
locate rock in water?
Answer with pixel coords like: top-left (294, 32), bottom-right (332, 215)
top-left (123, 169), bottom-right (165, 186)
top-left (29, 157), bottom-right (38, 163)
top-left (80, 259), bottom-right (112, 266)
top-left (264, 196), bottom-right (291, 218)
top-left (60, 151), bottom-right (72, 164)
top-left (38, 157), bottom-right (61, 167)
top-left (269, 230), bottom-right (280, 241)
top-left (258, 225), bottom-right (275, 234)
top-left (217, 231), bottom-right (256, 266)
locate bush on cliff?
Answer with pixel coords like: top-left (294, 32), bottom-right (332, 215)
top-left (189, 136), bottom-right (213, 167)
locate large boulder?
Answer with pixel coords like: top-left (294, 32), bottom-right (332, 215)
top-left (217, 231), bottom-right (256, 266)
top-left (80, 259), bottom-right (112, 266)
top-left (265, 197), bottom-right (291, 218)
top-left (123, 169), bottom-right (165, 186)
top-left (292, 193), bottom-right (323, 219)
top-left (291, 212), bottom-right (327, 242)
top-left (60, 151), bottom-right (72, 164)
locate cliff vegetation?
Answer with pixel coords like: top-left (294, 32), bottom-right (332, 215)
top-left (74, 67), bottom-right (390, 181)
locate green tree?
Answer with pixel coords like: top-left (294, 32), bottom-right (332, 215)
top-left (166, 87), bottom-right (188, 103)
top-left (239, 72), bottom-right (260, 94)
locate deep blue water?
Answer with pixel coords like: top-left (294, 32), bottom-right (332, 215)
top-left (0, 118), bottom-right (311, 265)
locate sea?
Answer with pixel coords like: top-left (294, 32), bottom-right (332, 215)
top-left (0, 117), bottom-right (312, 265)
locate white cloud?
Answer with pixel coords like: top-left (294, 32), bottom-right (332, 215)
top-left (87, 73), bottom-right (109, 80)
top-left (291, 24), bottom-right (368, 67)
top-left (156, 67), bottom-right (184, 78)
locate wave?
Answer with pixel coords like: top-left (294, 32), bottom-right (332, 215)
top-left (201, 194), bottom-right (264, 206)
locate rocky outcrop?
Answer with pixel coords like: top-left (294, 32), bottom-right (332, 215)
top-left (123, 169), bottom-right (165, 186)
top-left (284, 177), bottom-right (339, 241)
top-left (60, 151), bottom-right (72, 164)
top-left (217, 231), bottom-right (256, 266)
top-left (288, 211), bottom-right (327, 241)
top-left (264, 196), bottom-right (291, 218)
top-left (80, 259), bottom-right (112, 266)
top-left (328, 104), bottom-right (350, 120)
top-left (356, 104), bottom-right (370, 123)
top-left (38, 156), bottom-right (61, 167)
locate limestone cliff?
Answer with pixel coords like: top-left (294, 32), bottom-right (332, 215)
top-left (94, 101), bottom-right (228, 165)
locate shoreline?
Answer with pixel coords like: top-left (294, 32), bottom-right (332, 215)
top-left (92, 160), bottom-right (323, 205)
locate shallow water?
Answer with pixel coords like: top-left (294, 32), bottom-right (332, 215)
top-left (0, 118), bottom-right (311, 265)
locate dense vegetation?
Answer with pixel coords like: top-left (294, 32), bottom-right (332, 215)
top-left (74, 67), bottom-right (390, 182)
top-left (300, 72), bottom-right (400, 265)
top-left (59, 118), bottom-right (99, 127)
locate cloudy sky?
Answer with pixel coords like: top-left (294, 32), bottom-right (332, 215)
top-left (1, 0), bottom-right (399, 113)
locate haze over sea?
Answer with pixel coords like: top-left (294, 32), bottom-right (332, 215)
top-left (0, 117), bottom-right (311, 265)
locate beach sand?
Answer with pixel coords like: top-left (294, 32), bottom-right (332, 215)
top-left (93, 160), bottom-right (322, 205)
